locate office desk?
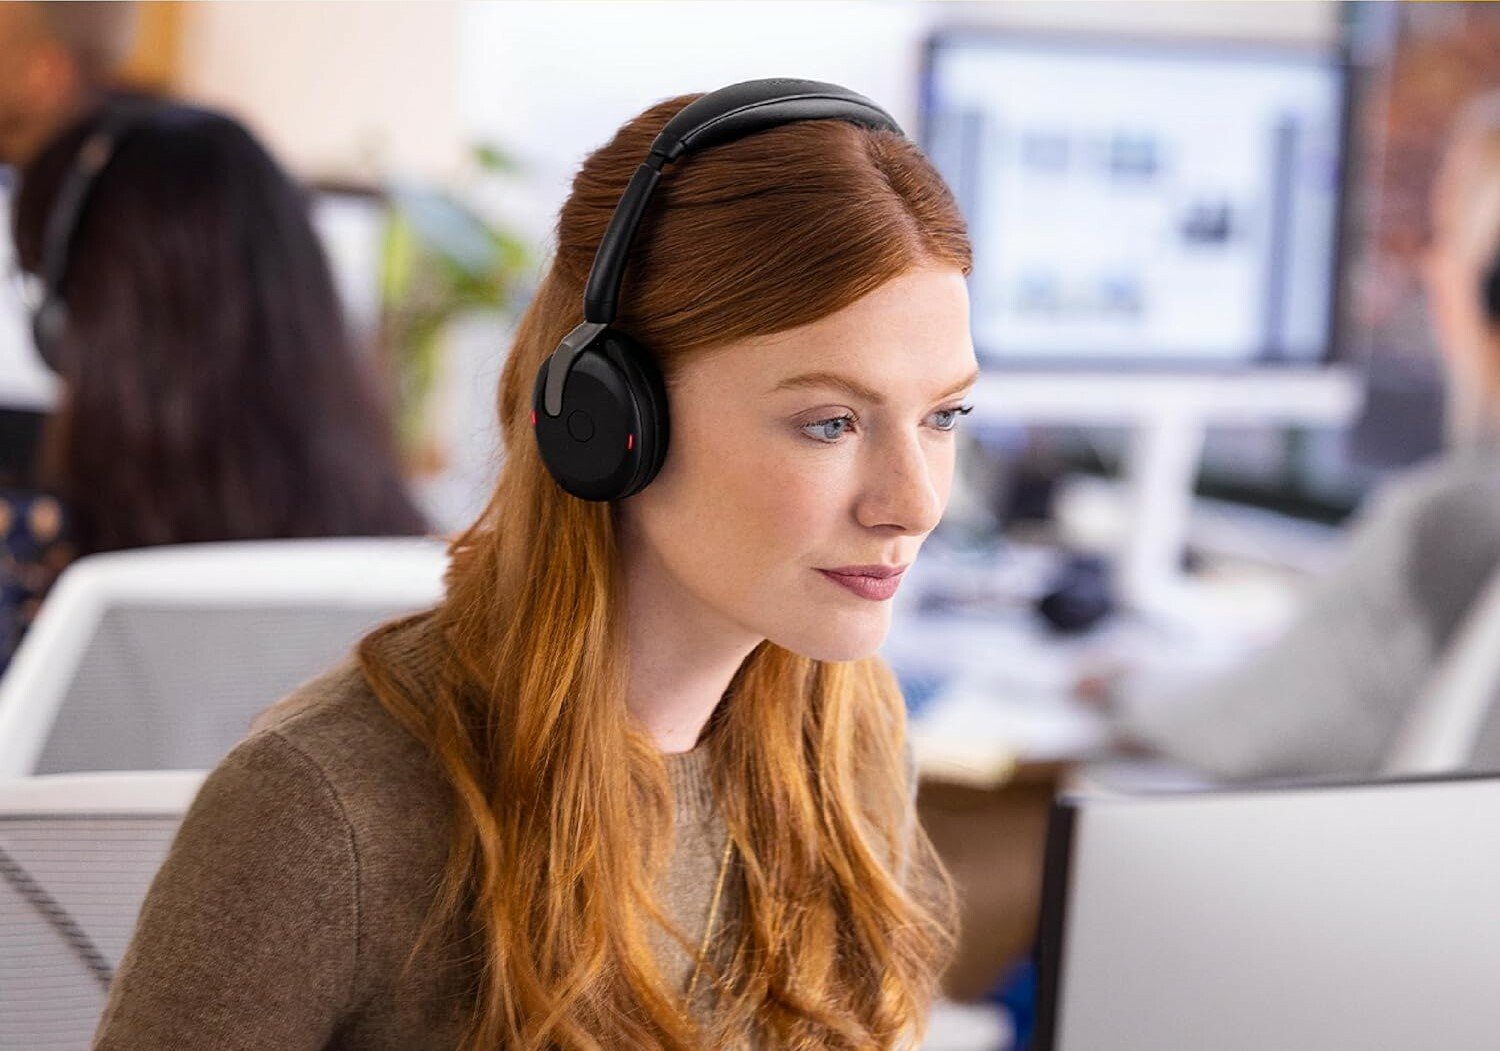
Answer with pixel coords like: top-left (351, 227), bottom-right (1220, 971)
top-left (889, 552), bottom-right (1299, 786)
top-left (890, 534), bottom-right (1315, 1003)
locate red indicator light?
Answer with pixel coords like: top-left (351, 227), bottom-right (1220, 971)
top-left (627, 433), bottom-right (634, 451)
top-left (530, 410), bottom-right (537, 426)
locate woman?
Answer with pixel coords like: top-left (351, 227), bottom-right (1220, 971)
top-left (2, 101), bottom-right (426, 670)
top-left (1104, 91), bottom-right (1500, 781)
top-left (93, 81), bottom-right (977, 1049)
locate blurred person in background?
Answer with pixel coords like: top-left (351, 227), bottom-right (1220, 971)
top-left (1, 101), bottom-right (427, 673)
top-left (1096, 91), bottom-right (1500, 782)
top-left (0, 1), bottom-right (138, 169)
top-left (91, 82), bottom-right (973, 1049)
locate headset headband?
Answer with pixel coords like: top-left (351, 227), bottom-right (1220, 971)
top-left (35, 105), bottom-right (145, 304)
top-left (542, 80), bottom-right (903, 419)
top-left (580, 78), bottom-right (903, 326)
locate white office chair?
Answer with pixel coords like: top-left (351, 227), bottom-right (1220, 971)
top-left (0, 538), bottom-right (448, 779)
top-left (1383, 560), bottom-right (1500, 776)
top-left (0, 770), bottom-right (205, 1049)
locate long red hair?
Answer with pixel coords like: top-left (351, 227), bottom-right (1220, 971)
top-left (360, 92), bottom-right (971, 1049)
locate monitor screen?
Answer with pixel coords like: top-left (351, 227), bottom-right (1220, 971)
top-left (1037, 774), bottom-right (1500, 1051)
top-left (923, 33), bottom-right (1350, 370)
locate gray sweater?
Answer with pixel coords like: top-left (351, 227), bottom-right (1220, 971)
top-left (91, 615), bottom-right (739, 1049)
top-left (1116, 456), bottom-right (1500, 781)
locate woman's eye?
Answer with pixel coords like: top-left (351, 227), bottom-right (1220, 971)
top-left (801, 414), bottom-right (856, 443)
top-left (932, 404), bottom-right (975, 431)
top-left (799, 404), bottom-right (975, 444)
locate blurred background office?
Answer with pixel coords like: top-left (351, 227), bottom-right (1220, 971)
top-left (6, 3), bottom-right (1500, 1050)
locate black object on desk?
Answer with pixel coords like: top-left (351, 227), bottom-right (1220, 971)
top-left (1035, 554), bottom-right (1114, 635)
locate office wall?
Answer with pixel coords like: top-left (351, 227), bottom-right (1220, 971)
top-left (458, 0), bottom-right (1339, 247)
top-left (0, 1), bottom-right (1342, 531)
top-left (174, 1), bottom-right (465, 185)
top-left (3, 1), bottom-right (1338, 393)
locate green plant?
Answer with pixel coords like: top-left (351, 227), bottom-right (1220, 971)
top-left (378, 143), bottom-right (533, 470)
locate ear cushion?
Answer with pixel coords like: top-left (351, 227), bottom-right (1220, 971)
top-left (31, 298), bottom-right (68, 375)
top-left (602, 331), bottom-right (671, 498)
top-left (1484, 253), bottom-right (1500, 326)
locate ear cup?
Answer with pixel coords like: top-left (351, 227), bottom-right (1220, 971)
top-left (30, 298), bottom-right (68, 375)
top-left (531, 327), bottom-right (670, 501)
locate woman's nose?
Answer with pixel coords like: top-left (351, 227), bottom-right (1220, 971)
top-left (855, 432), bottom-right (945, 536)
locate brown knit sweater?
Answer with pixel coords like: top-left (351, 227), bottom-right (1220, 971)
top-left (91, 617), bottom-right (739, 1050)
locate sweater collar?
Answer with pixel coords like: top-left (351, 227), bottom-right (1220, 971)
top-left (375, 611), bottom-right (721, 823)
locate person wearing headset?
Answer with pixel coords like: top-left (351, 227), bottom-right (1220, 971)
top-left (1, 101), bottom-right (427, 674)
top-left (91, 80), bottom-right (977, 1050)
top-left (1096, 91), bottom-right (1500, 782)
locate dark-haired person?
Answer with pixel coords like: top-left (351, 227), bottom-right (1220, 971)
top-left (1098, 92), bottom-right (1500, 781)
top-left (2, 101), bottom-right (427, 673)
top-left (92, 81), bottom-right (977, 1049)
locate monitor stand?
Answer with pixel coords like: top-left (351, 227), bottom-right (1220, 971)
top-left (970, 367), bottom-right (1365, 614)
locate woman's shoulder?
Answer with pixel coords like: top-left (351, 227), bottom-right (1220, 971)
top-left (97, 627), bottom-right (465, 1049)
top-left (242, 623), bottom-right (454, 857)
top-left (1366, 454), bottom-right (1500, 523)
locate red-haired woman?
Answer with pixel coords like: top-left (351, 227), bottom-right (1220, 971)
top-left (95, 81), bottom-right (980, 1050)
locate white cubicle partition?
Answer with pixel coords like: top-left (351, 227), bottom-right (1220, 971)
top-left (0, 538), bottom-right (448, 779)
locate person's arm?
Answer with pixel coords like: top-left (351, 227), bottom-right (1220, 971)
top-left (1111, 480), bottom-right (1437, 782)
top-left (93, 731), bottom-right (359, 1050)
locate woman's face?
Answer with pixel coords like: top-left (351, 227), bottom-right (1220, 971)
top-left (616, 266), bottom-right (977, 663)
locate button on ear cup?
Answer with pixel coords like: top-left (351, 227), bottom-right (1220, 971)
top-left (567, 411), bottom-right (595, 442)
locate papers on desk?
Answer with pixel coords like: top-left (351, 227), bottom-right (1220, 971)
top-left (910, 668), bottom-right (1112, 787)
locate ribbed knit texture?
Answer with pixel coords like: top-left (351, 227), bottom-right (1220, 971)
top-left (663, 740), bottom-right (717, 820)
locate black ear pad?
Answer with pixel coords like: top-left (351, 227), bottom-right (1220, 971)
top-left (1484, 253), bottom-right (1500, 326)
top-left (30, 298), bottom-right (68, 374)
top-left (531, 328), bottom-right (670, 501)
top-left (601, 329), bottom-right (670, 496)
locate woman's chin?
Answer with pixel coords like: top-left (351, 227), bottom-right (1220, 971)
top-left (771, 622), bottom-right (890, 664)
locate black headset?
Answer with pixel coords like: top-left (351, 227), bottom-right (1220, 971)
top-left (529, 78), bottom-right (903, 502)
top-left (25, 105), bottom-right (146, 373)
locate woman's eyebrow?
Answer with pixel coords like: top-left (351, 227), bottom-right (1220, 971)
top-left (767, 367), bottom-right (980, 406)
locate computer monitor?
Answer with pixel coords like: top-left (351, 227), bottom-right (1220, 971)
top-left (1035, 773), bottom-right (1500, 1051)
top-left (922, 31), bottom-right (1352, 371)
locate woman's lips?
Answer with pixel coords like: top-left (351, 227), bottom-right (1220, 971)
top-left (816, 568), bottom-right (904, 601)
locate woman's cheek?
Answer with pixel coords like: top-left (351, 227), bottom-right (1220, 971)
top-left (764, 462), bottom-right (843, 530)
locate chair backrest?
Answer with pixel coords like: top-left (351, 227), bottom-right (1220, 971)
top-left (0, 771), bottom-right (204, 1049)
top-left (1382, 559), bottom-right (1500, 776)
top-left (0, 538), bottom-right (447, 778)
